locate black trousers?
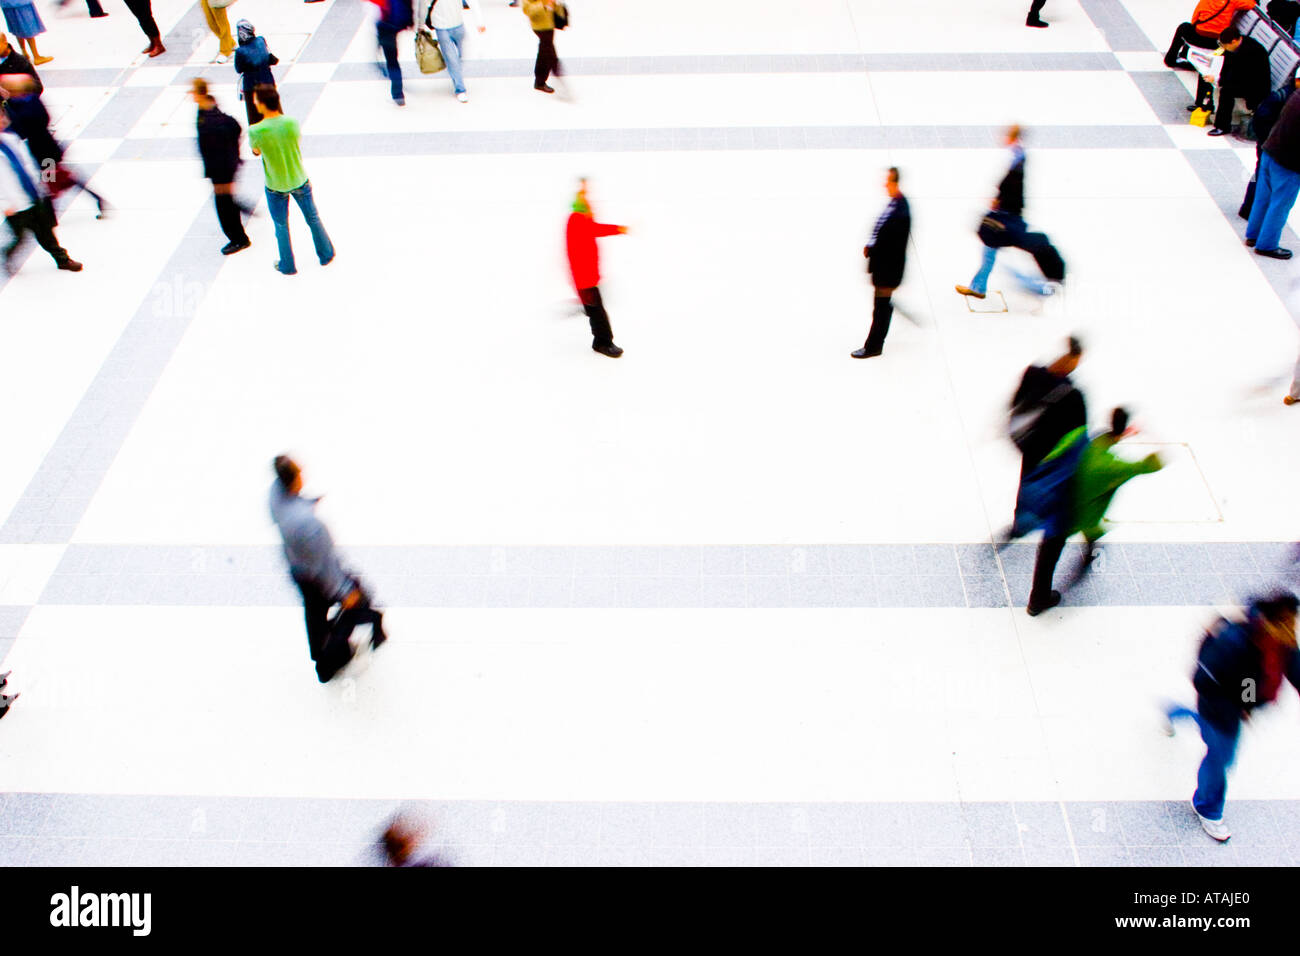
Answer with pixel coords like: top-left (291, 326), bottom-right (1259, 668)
top-left (1029, 0), bottom-right (1046, 15)
top-left (213, 189), bottom-right (249, 244)
top-left (863, 290), bottom-right (894, 353)
top-left (1165, 22), bottom-right (1218, 66)
top-left (293, 573), bottom-right (333, 663)
top-left (4, 200), bottom-right (71, 266)
top-left (1213, 86), bottom-right (1257, 133)
top-left (123, 0), bottom-right (160, 40)
top-left (1030, 533), bottom-right (1066, 606)
top-left (579, 286), bottom-right (614, 347)
top-left (534, 29), bottom-right (561, 86)
top-left (86, 0), bottom-right (106, 15)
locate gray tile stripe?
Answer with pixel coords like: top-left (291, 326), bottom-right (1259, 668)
top-left (39, 68), bottom-right (130, 89)
top-left (1080, 0), bottom-right (1156, 52)
top-left (34, 541), bottom-right (1298, 609)
top-left (76, 86), bottom-right (166, 141)
top-left (299, 0), bottom-right (372, 64)
top-left (1127, 69), bottom-right (1198, 126)
top-left (1, 793), bottom-right (1294, 866)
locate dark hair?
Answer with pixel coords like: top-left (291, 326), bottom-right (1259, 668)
top-left (887, 166), bottom-right (900, 183)
top-left (1110, 407), bottom-right (1129, 436)
top-left (1254, 591), bottom-right (1299, 623)
top-left (1066, 335), bottom-right (1083, 357)
top-left (253, 84), bottom-right (281, 113)
top-left (273, 455), bottom-right (299, 491)
top-left (1220, 26), bottom-right (1242, 44)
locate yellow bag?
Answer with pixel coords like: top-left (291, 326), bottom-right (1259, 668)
top-left (1189, 107), bottom-right (1212, 127)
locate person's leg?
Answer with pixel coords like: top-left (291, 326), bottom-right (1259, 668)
top-left (289, 181), bottom-right (334, 265)
top-left (970, 245), bottom-right (998, 294)
top-left (86, 0), bottom-right (106, 16)
top-left (1027, 0), bottom-right (1047, 25)
top-left (214, 189), bottom-right (249, 245)
top-left (265, 188), bottom-right (296, 273)
top-left (124, 0), bottom-right (161, 47)
top-left (1214, 89), bottom-right (1238, 133)
top-left (863, 290), bottom-right (893, 353)
top-left (533, 30), bottom-right (549, 86)
top-left (1240, 148), bottom-right (1262, 219)
top-left (210, 2), bottom-right (235, 57)
top-left (1165, 23), bottom-right (1195, 66)
top-left (579, 287), bottom-right (614, 347)
top-left (1289, 351), bottom-right (1300, 401)
top-left (1028, 533), bottom-right (1066, 610)
top-left (436, 25), bottom-right (466, 94)
top-left (1192, 714), bottom-right (1240, 822)
top-left (294, 574), bottom-right (331, 661)
top-left (1007, 265), bottom-right (1053, 295)
top-left (3, 210), bottom-right (32, 266)
top-left (244, 92), bottom-right (260, 129)
top-left (1245, 154), bottom-right (1277, 243)
top-left (377, 26), bottom-right (403, 102)
top-left (29, 200), bottom-right (73, 266)
top-left (1257, 162), bottom-right (1300, 252)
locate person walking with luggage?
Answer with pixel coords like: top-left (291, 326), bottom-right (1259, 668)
top-left (956, 125), bottom-right (1026, 301)
top-left (233, 19), bottom-right (278, 128)
top-left (1003, 337), bottom-right (1087, 616)
top-left (191, 78), bottom-right (249, 256)
top-left (369, 0), bottom-right (415, 106)
top-left (1207, 26), bottom-right (1271, 136)
top-left (1165, 592), bottom-right (1300, 842)
top-left (0, 108), bottom-right (81, 274)
top-left (1245, 81), bottom-right (1300, 259)
top-left (425, 0), bottom-right (485, 103)
top-left (249, 85), bottom-right (334, 275)
top-left (1, 0), bottom-right (51, 65)
top-left (522, 0), bottom-right (563, 94)
top-left (3, 74), bottom-right (108, 219)
top-left (269, 456), bottom-right (386, 682)
top-left (123, 0), bottom-right (164, 57)
top-left (566, 179), bottom-right (627, 358)
top-left (852, 167), bottom-right (910, 360)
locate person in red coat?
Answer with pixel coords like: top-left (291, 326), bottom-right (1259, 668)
top-left (566, 179), bottom-right (628, 358)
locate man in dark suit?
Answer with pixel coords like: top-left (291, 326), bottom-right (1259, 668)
top-left (190, 78), bottom-right (250, 255)
top-left (852, 167), bottom-right (910, 360)
top-left (1210, 25), bottom-right (1272, 135)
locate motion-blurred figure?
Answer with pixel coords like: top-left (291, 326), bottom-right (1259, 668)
top-left (522, 0), bottom-right (563, 94)
top-left (124, 0), bottom-right (164, 58)
top-left (1286, 351), bottom-right (1300, 405)
top-left (380, 814), bottom-right (452, 867)
top-left (233, 19), bottom-right (278, 128)
top-left (566, 178), bottom-right (628, 358)
top-left (1061, 407), bottom-right (1163, 587)
top-left (424, 0), bottom-right (485, 103)
top-left (1026, 0), bottom-right (1048, 28)
top-left (1003, 336), bottom-right (1086, 616)
top-left (269, 456), bottom-right (387, 683)
top-left (0, 670), bottom-right (16, 721)
top-left (1, 0), bottom-right (51, 65)
top-left (191, 78), bottom-right (249, 256)
top-left (1166, 592), bottom-right (1300, 842)
top-left (853, 167), bottom-right (910, 360)
top-left (4, 73), bottom-right (108, 218)
top-left (369, 0), bottom-right (415, 106)
top-left (0, 108), bottom-right (81, 273)
top-left (0, 31), bottom-right (40, 89)
top-left (56, 0), bottom-right (108, 18)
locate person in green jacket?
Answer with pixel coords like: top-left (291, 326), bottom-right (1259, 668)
top-left (1067, 407), bottom-right (1163, 582)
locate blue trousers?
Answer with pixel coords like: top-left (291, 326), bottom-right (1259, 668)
top-left (435, 24), bottom-right (467, 94)
top-left (265, 181), bottom-right (334, 275)
top-left (1167, 703), bottom-right (1240, 821)
top-left (1245, 153), bottom-right (1300, 253)
top-left (969, 246), bottom-right (998, 295)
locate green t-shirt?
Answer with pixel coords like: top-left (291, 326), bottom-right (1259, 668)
top-left (248, 115), bottom-right (307, 193)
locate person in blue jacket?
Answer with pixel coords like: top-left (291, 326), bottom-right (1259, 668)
top-left (1166, 592), bottom-right (1300, 842)
top-left (233, 19), bottom-right (279, 128)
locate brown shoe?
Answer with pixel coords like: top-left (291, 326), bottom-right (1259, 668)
top-left (1285, 395), bottom-right (1299, 406)
top-left (534, 83), bottom-right (555, 94)
top-left (955, 284), bottom-right (985, 299)
top-left (146, 40), bottom-right (165, 57)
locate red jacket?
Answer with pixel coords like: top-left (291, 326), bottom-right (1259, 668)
top-left (1190, 0), bottom-right (1255, 37)
top-left (566, 212), bottom-right (622, 291)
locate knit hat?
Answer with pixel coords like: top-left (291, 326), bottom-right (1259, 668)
top-left (572, 195), bottom-right (590, 215)
top-left (236, 19), bottom-right (256, 44)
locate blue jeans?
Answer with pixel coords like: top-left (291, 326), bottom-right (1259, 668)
top-left (377, 25), bottom-right (404, 101)
top-left (1245, 152), bottom-right (1300, 252)
top-left (970, 246), bottom-right (998, 294)
top-left (265, 181), bottom-right (334, 275)
top-left (436, 25), bottom-right (467, 94)
top-left (1167, 703), bottom-right (1240, 821)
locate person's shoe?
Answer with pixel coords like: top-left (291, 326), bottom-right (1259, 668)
top-left (0, 692), bottom-right (17, 720)
top-left (220, 239), bottom-right (251, 255)
top-left (320, 253), bottom-right (335, 267)
top-left (1194, 804), bottom-right (1231, 842)
top-left (394, 96), bottom-right (406, 106)
top-left (0, 670), bottom-right (9, 690)
top-left (1284, 395), bottom-right (1299, 406)
top-left (535, 83), bottom-right (555, 94)
top-left (57, 258), bottom-right (83, 272)
top-left (1256, 247), bottom-right (1293, 259)
top-left (1026, 590), bottom-right (1062, 616)
top-left (457, 92), bottom-right (469, 103)
top-left (212, 53), bottom-right (230, 65)
top-left (146, 40), bottom-right (165, 57)
top-left (851, 347), bottom-right (882, 359)
top-left (955, 284), bottom-right (985, 299)
top-left (1026, 16), bottom-right (1048, 27)
top-left (509, 0), bottom-right (519, 6)
top-left (95, 199), bottom-right (109, 220)
top-left (1159, 713), bottom-right (1175, 737)
top-left (1245, 238), bottom-right (1256, 247)
top-left (593, 343), bottom-right (624, 358)
top-left (274, 261), bottom-right (297, 275)
top-left (1187, 103), bottom-right (1200, 112)
top-left (371, 627), bottom-right (388, 650)
top-left (1208, 127), bottom-right (1229, 137)
top-left (90, 9), bottom-right (109, 16)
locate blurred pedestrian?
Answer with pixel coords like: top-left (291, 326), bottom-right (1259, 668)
top-left (1, 0), bottom-right (51, 65)
top-left (56, 0), bottom-right (108, 17)
top-left (0, 32), bottom-right (39, 90)
top-left (0, 108), bottom-right (82, 273)
top-left (249, 84), bottom-right (334, 275)
top-left (1027, 0), bottom-right (1048, 28)
top-left (956, 126), bottom-right (1026, 301)
top-left (380, 815), bottom-right (452, 867)
top-left (1245, 79), bottom-right (1300, 259)
top-left (1287, 353), bottom-right (1300, 405)
top-left (424, 0), bottom-right (485, 103)
top-left (522, 0), bottom-right (563, 94)
top-left (124, 0), bottom-right (164, 57)
top-left (1166, 592), bottom-right (1300, 842)
top-left (853, 166), bottom-right (910, 360)
top-left (233, 19), bottom-right (278, 128)
top-left (200, 0), bottom-right (234, 64)
top-left (191, 78), bottom-right (249, 255)
top-left (0, 670), bottom-right (15, 721)
top-left (566, 178), bottom-right (628, 358)
top-left (369, 0), bottom-right (415, 106)
top-left (3, 74), bottom-right (108, 218)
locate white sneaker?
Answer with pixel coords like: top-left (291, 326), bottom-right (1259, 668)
top-left (1159, 715), bottom-right (1175, 737)
top-left (213, 53), bottom-right (230, 64)
top-left (1194, 804), bottom-right (1231, 842)
top-left (457, 92), bottom-right (468, 103)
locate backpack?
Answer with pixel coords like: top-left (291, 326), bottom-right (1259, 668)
top-left (1008, 381), bottom-right (1074, 452)
top-left (1193, 616), bottom-right (1255, 707)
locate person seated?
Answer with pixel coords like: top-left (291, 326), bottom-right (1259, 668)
top-left (1210, 25), bottom-right (1273, 135)
top-left (1166, 0), bottom-right (1256, 69)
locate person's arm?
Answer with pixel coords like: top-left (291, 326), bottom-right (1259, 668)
top-left (464, 0), bottom-right (485, 32)
top-left (590, 221), bottom-right (626, 237)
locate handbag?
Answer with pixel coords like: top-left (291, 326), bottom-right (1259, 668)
top-left (415, 27), bottom-right (446, 73)
top-left (553, 1), bottom-right (569, 29)
top-left (208, 0), bottom-right (238, 9)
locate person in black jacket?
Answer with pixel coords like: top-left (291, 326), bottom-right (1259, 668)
top-left (956, 125), bottom-right (1025, 300)
top-left (1165, 592), bottom-right (1300, 842)
top-left (0, 32), bottom-right (40, 93)
top-left (1209, 26), bottom-right (1272, 136)
top-left (853, 167), bottom-right (910, 359)
top-left (190, 78), bottom-right (249, 255)
top-left (2, 75), bottom-right (107, 218)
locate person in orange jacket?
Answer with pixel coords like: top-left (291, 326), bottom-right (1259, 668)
top-left (565, 179), bottom-right (628, 358)
top-left (1165, 0), bottom-right (1256, 69)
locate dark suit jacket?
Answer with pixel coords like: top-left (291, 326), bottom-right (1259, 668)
top-left (195, 107), bottom-right (243, 184)
top-left (866, 194), bottom-right (910, 290)
top-left (1221, 35), bottom-right (1272, 107)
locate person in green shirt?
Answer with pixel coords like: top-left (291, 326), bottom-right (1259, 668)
top-left (248, 84), bottom-right (334, 275)
top-left (1066, 406), bottom-right (1164, 583)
